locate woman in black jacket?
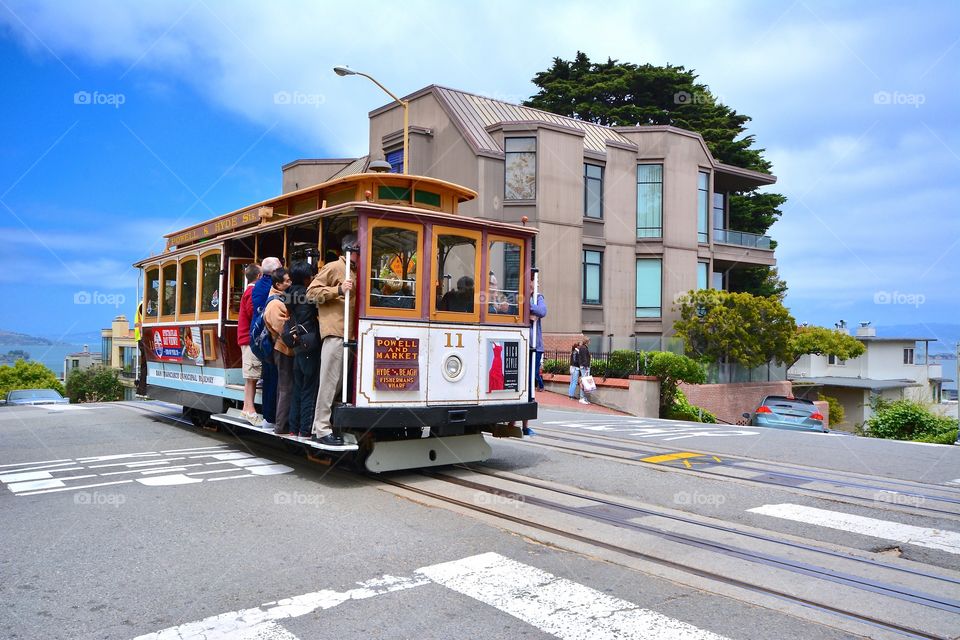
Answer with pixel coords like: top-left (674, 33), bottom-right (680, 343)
top-left (285, 261), bottom-right (320, 437)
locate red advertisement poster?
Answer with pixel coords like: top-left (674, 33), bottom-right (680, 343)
top-left (151, 328), bottom-right (183, 362)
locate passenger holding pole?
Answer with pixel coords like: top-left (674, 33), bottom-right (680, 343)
top-left (306, 234), bottom-right (359, 450)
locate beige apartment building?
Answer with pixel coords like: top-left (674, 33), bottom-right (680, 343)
top-left (282, 85), bottom-right (777, 353)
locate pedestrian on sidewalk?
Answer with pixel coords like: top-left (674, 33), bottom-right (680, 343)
top-left (577, 339), bottom-right (592, 405)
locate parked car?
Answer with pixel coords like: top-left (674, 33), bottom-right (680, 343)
top-left (2, 388), bottom-right (70, 406)
top-left (743, 395), bottom-right (826, 432)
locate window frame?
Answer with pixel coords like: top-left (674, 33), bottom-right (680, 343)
top-left (227, 257), bottom-right (255, 321)
top-left (484, 234), bottom-right (525, 325)
top-left (582, 249), bottom-right (602, 305)
top-left (431, 225), bottom-right (482, 324)
top-left (159, 260), bottom-right (178, 322)
top-left (697, 260), bottom-right (710, 290)
top-left (504, 136), bottom-right (537, 201)
top-left (584, 163), bottom-right (603, 219)
top-left (198, 249), bottom-right (222, 321)
top-left (635, 258), bottom-right (662, 319)
top-left (636, 163), bottom-right (663, 238)
top-left (143, 265), bottom-right (160, 324)
top-left (903, 348), bottom-right (915, 365)
top-left (697, 170), bottom-right (710, 243)
top-left (365, 218), bottom-right (424, 320)
top-left (177, 256), bottom-right (199, 321)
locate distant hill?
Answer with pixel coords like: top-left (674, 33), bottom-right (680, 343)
top-left (0, 330), bottom-right (65, 346)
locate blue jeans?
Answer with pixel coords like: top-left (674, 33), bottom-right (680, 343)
top-left (568, 366), bottom-right (581, 398)
top-left (535, 351), bottom-right (544, 390)
top-left (260, 355), bottom-right (278, 423)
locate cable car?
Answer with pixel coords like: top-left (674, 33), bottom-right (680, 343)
top-left (134, 172), bottom-right (539, 472)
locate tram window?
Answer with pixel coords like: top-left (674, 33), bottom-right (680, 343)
top-left (200, 251), bottom-right (221, 315)
top-left (369, 224), bottom-right (420, 311)
top-left (434, 229), bottom-right (479, 315)
top-left (160, 263), bottom-right (177, 318)
top-left (179, 258), bottom-right (198, 317)
top-left (145, 267), bottom-right (159, 320)
top-left (228, 259), bottom-right (253, 319)
top-left (256, 230), bottom-right (284, 265)
top-left (287, 222), bottom-right (320, 266)
top-left (487, 238), bottom-right (523, 316)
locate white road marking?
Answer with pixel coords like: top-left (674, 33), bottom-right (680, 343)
top-left (134, 553), bottom-right (729, 640)
top-left (159, 445), bottom-right (229, 453)
top-left (15, 479), bottom-right (134, 496)
top-left (950, 479), bottom-right (960, 485)
top-left (0, 458), bottom-right (72, 468)
top-left (749, 503), bottom-right (960, 555)
top-left (2, 448), bottom-right (293, 497)
top-left (418, 552), bottom-right (730, 640)
top-left (133, 574), bottom-right (429, 639)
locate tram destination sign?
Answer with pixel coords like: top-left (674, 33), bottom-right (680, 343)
top-left (373, 337), bottom-right (420, 391)
top-left (166, 207), bottom-right (264, 248)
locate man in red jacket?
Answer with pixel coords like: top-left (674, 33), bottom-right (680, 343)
top-left (237, 263), bottom-right (262, 425)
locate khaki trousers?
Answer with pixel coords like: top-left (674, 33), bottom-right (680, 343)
top-left (312, 336), bottom-right (343, 437)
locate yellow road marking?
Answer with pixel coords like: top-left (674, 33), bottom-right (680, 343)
top-left (640, 452), bottom-right (703, 464)
top-left (682, 460), bottom-right (692, 469)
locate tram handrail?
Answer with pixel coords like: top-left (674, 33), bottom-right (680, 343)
top-left (342, 247), bottom-right (353, 405)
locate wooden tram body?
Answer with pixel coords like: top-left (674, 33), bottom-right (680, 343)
top-left (134, 173), bottom-right (538, 471)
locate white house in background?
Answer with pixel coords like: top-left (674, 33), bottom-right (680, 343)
top-left (788, 322), bottom-right (947, 429)
top-left (62, 344), bottom-right (102, 382)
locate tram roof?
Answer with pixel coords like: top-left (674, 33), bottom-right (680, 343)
top-left (136, 173), bottom-right (535, 266)
top-left (159, 172), bottom-right (480, 247)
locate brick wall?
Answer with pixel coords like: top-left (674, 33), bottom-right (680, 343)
top-left (542, 333), bottom-right (585, 354)
top-left (680, 381), bottom-right (793, 425)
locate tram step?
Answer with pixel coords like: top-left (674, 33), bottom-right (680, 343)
top-left (210, 410), bottom-right (359, 452)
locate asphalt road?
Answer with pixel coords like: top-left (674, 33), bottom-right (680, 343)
top-left (1, 401), bottom-right (958, 640)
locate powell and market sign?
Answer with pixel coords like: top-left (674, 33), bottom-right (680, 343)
top-left (166, 207), bottom-right (268, 248)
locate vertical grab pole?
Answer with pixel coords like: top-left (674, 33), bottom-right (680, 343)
top-left (530, 268), bottom-right (540, 402)
top-left (341, 249), bottom-right (352, 405)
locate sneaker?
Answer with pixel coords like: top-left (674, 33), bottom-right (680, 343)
top-left (261, 421), bottom-right (276, 431)
top-left (578, 397), bottom-right (591, 405)
top-left (240, 411), bottom-right (263, 426)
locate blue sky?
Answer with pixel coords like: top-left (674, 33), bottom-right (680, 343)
top-left (0, 0), bottom-right (957, 345)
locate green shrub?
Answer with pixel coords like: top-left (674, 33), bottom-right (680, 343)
top-left (605, 350), bottom-right (638, 378)
top-left (864, 398), bottom-right (957, 442)
top-left (65, 366), bottom-right (123, 403)
top-left (541, 359), bottom-right (566, 375)
top-left (817, 392), bottom-right (844, 426)
top-left (665, 389), bottom-right (717, 423)
top-left (646, 351), bottom-right (707, 417)
top-left (0, 359), bottom-right (64, 398)
top-left (588, 359), bottom-right (607, 378)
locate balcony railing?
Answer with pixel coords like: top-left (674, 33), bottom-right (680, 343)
top-left (714, 228), bottom-right (772, 249)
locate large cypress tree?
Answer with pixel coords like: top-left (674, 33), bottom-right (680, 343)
top-left (524, 52), bottom-right (787, 297)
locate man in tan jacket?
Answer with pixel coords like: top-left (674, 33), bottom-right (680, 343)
top-left (264, 267), bottom-right (293, 434)
top-left (306, 234), bottom-right (359, 449)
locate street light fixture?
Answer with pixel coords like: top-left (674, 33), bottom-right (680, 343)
top-left (333, 65), bottom-right (409, 174)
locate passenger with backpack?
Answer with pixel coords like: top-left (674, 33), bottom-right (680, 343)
top-left (263, 267), bottom-right (293, 434)
top-left (250, 257), bottom-right (282, 429)
top-left (283, 261), bottom-right (320, 438)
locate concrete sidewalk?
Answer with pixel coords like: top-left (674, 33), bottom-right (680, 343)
top-left (534, 389), bottom-right (630, 416)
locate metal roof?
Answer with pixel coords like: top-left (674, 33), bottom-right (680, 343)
top-left (433, 86), bottom-right (635, 156)
top-left (328, 155), bottom-right (369, 179)
top-left (789, 376), bottom-right (921, 390)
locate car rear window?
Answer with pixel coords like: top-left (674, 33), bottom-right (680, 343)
top-left (8, 389), bottom-right (62, 400)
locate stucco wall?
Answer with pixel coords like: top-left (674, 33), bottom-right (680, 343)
top-left (680, 380), bottom-right (793, 425)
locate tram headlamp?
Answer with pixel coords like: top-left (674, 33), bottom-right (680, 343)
top-left (443, 355), bottom-right (463, 380)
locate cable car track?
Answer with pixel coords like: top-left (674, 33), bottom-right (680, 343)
top-left (381, 469), bottom-right (960, 640)
top-left (518, 428), bottom-right (960, 519)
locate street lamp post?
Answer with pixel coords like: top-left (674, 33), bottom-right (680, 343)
top-left (333, 66), bottom-right (409, 174)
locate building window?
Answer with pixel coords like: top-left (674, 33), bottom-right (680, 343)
top-left (582, 250), bottom-right (602, 304)
top-left (635, 258), bottom-right (662, 318)
top-left (636, 164), bottom-right (662, 238)
top-left (101, 337), bottom-right (112, 365)
top-left (712, 192), bottom-right (725, 232)
top-left (584, 164), bottom-right (603, 218)
top-left (828, 355), bottom-right (846, 366)
top-left (712, 271), bottom-right (724, 290)
top-left (504, 137), bottom-right (536, 200)
top-left (386, 148), bottom-right (404, 174)
top-left (903, 348), bottom-right (915, 365)
top-left (698, 171), bottom-right (710, 243)
top-left (697, 261), bottom-right (709, 290)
